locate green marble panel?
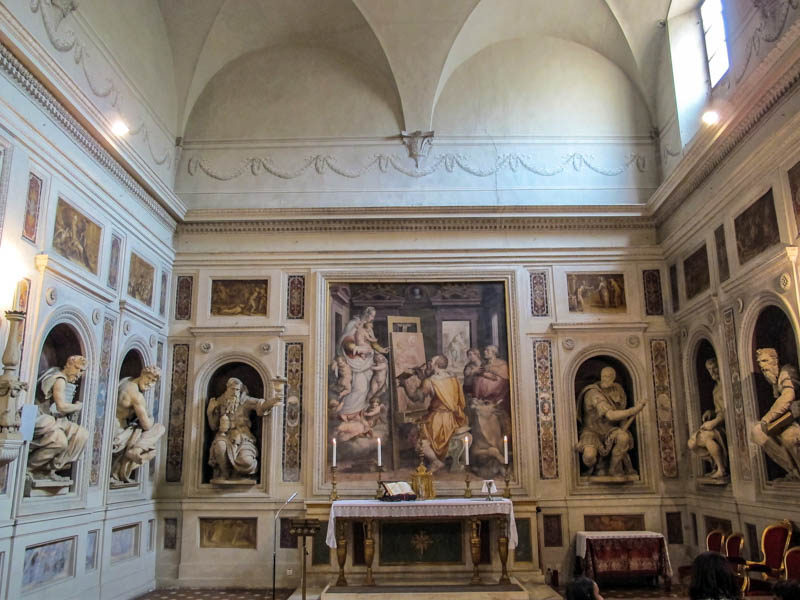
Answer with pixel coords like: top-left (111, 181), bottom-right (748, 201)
top-left (379, 521), bottom-right (462, 565)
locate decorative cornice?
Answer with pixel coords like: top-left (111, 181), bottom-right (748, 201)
top-left (0, 42), bottom-right (177, 230)
top-left (186, 151), bottom-right (649, 181)
top-left (550, 322), bottom-right (650, 332)
top-left (178, 216), bottom-right (655, 235)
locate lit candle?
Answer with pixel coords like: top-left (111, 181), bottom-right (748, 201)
top-left (503, 435), bottom-right (508, 464)
top-left (377, 437), bottom-right (382, 467)
top-left (332, 438), bottom-right (337, 468)
top-left (464, 435), bottom-right (470, 466)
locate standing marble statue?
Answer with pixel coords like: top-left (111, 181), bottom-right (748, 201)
top-left (751, 348), bottom-right (800, 480)
top-left (207, 377), bottom-right (281, 484)
top-left (28, 355), bottom-right (90, 482)
top-left (687, 358), bottom-right (728, 479)
top-left (576, 366), bottom-right (646, 477)
top-left (111, 365), bottom-right (166, 485)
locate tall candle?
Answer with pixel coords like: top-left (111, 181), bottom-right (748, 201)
top-left (503, 435), bottom-right (508, 464)
top-left (464, 435), bottom-right (470, 466)
top-left (332, 438), bottom-right (337, 467)
top-left (377, 437), bottom-right (382, 467)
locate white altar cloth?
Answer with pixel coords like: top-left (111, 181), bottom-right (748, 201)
top-left (575, 531), bottom-right (670, 566)
top-left (326, 498), bottom-right (518, 549)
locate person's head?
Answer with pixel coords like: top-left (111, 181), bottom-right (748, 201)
top-left (689, 551), bottom-right (740, 600)
top-left (362, 306), bottom-right (376, 322)
top-left (431, 355), bottom-right (448, 371)
top-left (374, 353), bottom-right (387, 365)
top-left (756, 348), bottom-right (780, 383)
top-left (599, 367), bottom-right (617, 388)
top-left (467, 348), bottom-right (481, 364)
top-left (225, 377), bottom-right (243, 398)
top-left (139, 365), bottom-right (161, 389)
top-left (772, 579), bottom-right (800, 600)
top-left (483, 345), bottom-right (498, 360)
top-left (64, 355), bottom-right (88, 383)
top-left (566, 576), bottom-right (603, 600)
top-left (705, 357), bottom-right (720, 382)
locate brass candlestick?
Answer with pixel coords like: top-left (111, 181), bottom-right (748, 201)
top-left (503, 464), bottom-right (511, 499)
top-left (329, 465), bottom-right (339, 501)
top-left (375, 464), bottom-right (384, 499)
top-left (464, 469), bottom-right (472, 498)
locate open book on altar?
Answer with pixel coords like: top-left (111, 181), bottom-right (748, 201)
top-left (381, 481), bottom-right (417, 501)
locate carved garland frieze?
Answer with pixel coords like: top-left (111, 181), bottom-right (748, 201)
top-left (282, 342), bottom-right (303, 482)
top-left (736, 0), bottom-right (800, 83)
top-left (650, 339), bottom-right (678, 478)
top-left (530, 271), bottom-right (549, 317)
top-left (165, 344), bottom-right (189, 483)
top-left (532, 339), bottom-right (558, 479)
top-left (89, 315), bottom-right (115, 486)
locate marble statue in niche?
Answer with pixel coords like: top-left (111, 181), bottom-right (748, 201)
top-left (28, 355), bottom-right (90, 486)
top-left (576, 365), bottom-right (646, 481)
top-left (751, 348), bottom-right (800, 480)
top-left (207, 377), bottom-right (281, 485)
top-left (687, 357), bottom-right (728, 480)
top-left (111, 365), bottom-right (166, 486)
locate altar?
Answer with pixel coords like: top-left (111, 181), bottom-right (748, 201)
top-left (575, 531), bottom-right (672, 589)
top-left (325, 498), bottom-right (519, 589)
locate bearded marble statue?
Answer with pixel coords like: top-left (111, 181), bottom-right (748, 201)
top-left (687, 357), bottom-right (728, 479)
top-left (111, 365), bottom-right (166, 486)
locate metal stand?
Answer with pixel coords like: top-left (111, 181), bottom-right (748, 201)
top-left (503, 464), bottom-right (511, 499)
top-left (272, 492), bottom-right (298, 600)
top-left (375, 465), bottom-right (384, 499)
top-left (329, 465), bottom-right (338, 501)
top-left (290, 519), bottom-right (321, 600)
top-left (464, 470), bottom-right (472, 498)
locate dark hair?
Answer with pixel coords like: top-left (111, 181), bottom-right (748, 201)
top-left (773, 580), bottom-right (800, 600)
top-left (689, 552), bottom-right (740, 600)
top-left (566, 576), bottom-right (597, 600)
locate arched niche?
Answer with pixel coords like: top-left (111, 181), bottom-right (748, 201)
top-left (574, 355), bottom-right (639, 479)
top-left (118, 348), bottom-right (144, 381)
top-left (202, 362), bottom-right (265, 484)
top-left (750, 305), bottom-right (799, 481)
top-left (694, 339), bottom-right (718, 420)
top-left (691, 338), bottom-right (726, 479)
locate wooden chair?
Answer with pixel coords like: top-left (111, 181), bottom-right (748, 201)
top-left (725, 532), bottom-right (746, 572)
top-left (678, 529), bottom-right (727, 581)
top-left (743, 520), bottom-right (794, 596)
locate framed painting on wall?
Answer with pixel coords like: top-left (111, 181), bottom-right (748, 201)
top-left (52, 197), bottom-right (102, 274)
top-left (566, 273), bottom-right (626, 314)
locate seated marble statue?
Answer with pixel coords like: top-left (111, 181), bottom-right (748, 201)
top-left (29, 355), bottom-right (90, 482)
top-left (751, 348), bottom-right (800, 480)
top-left (576, 366), bottom-right (646, 478)
top-left (687, 358), bottom-right (728, 479)
top-left (207, 377), bottom-right (281, 484)
top-left (111, 365), bottom-right (166, 485)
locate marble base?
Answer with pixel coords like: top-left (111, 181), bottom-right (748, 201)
top-left (210, 477), bottom-right (257, 487)
top-left (320, 578), bottom-right (529, 600)
top-left (697, 476), bottom-right (729, 486)
top-left (110, 480), bottom-right (140, 489)
top-left (583, 474), bottom-right (639, 484)
top-left (25, 476), bottom-right (72, 496)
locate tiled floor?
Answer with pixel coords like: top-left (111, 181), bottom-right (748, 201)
top-left (134, 589), bottom-right (294, 600)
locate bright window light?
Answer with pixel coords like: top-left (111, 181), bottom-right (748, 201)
top-left (700, 0), bottom-right (729, 87)
top-left (111, 120), bottom-right (129, 136)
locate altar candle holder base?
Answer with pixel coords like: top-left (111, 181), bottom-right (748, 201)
top-left (375, 465), bottom-right (384, 499)
top-left (503, 465), bottom-right (511, 499)
top-left (464, 471), bottom-right (472, 498)
top-left (329, 465), bottom-right (339, 501)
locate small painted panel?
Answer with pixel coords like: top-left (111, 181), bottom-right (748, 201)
top-left (22, 172), bottom-right (42, 243)
top-left (533, 339), bottom-right (558, 479)
top-left (530, 271), bottom-right (549, 317)
top-left (85, 530), bottom-right (98, 571)
top-left (175, 275), bottom-right (193, 320)
top-left (166, 345), bottom-right (190, 482)
top-left (788, 159), bottom-right (800, 234)
top-left (642, 269), bottom-right (664, 316)
top-left (52, 197), bottom-right (102, 274)
top-left (669, 264), bottom-right (679, 312)
top-left (159, 271), bottom-right (169, 316)
top-left (584, 514), bottom-right (645, 531)
top-left (566, 273), bottom-right (626, 314)
top-left (734, 189), bottom-right (780, 265)
top-left (13, 278), bottom-right (31, 366)
top-left (721, 307), bottom-right (752, 480)
top-left (378, 522), bottom-right (462, 565)
top-left (107, 233), bottom-right (122, 290)
top-left (683, 244), bottom-right (710, 300)
top-left (127, 252), bottom-right (155, 306)
top-left (287, 274), bottom-right (305, 319)
top-left (90, 315), bottom-right (115, 486)
top-left (543, 514), bottom-right (563, 547)
top-left (199, 518), bottom-right (257, 549)
top-left (22, 537), bottom-right (74, 589)
top-left (650, 339), bottom-right (679, 478)
top-left (282, 342), bottom-right (303, 482)
top-left (665, 512), bottom-right (683, 544)
top-left (514, 518), bottom-right (533, 562)
top-left (164, 518), bottom-right (178, 550)
top-left (210, 279), bottom-right (268, 316)
top-left (714, 225), bottom-right (730, 282)
top-left (111, 524), bottom-right (139, 562)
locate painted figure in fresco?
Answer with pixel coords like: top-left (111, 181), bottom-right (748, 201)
top-left (367, 353), bottom-right (388, 403)
top-left (598, 277), bottom-right (610, 308)
top-left (462, 348), bottom-right (483, 396)
top-left (111, 365), bottom-right (166, 485)
top-left (419, 355), bottom-right (468, 472)
top-left (752, 348), bottom-right (800, 480)
top-left (207, 377), bottom-right (280, 483)
top-left (576, 280), bottom-right (590, 312)
top-left (29, 355), bottom-right (90, 481)
top-left (576, 366), bottom-right (646, 477)
top-left (687, 358), bottom-right (728, 478)
top-left (610, 278), bottom-right (624, 308)
top-left (473, 345), bottom-right (510, 407)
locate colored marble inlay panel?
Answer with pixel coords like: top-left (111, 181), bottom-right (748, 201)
top-left (704, 515), bottom-right (732, 536)
top-left (650, 339), bottom-right (678, 478)
top-left (282, 342), bottom-right (303, 482)
top-left (715, 225), bottom-right (730, 283)
top-left (532, 339), bottom-right (558, 479)
top-left (642, 269), bottom-right (664, 316)
top-left (85, 530), bottom-right (98, 571)
top-left (287, 275), bottom-right (305, 319)
top-left (111, 524), bottom-right (139, 562)
top-left (107, 233), bottom-right (122, 291)
top-left (734, 189), bottom-right (780, 265)
top-left (159, 270), bottom-right (169, 316)
top-left (166, 344), bottom-right (190, 482)
top-left (746, 523), bottom-right (759, 560)
top-left (514, 518), bottom-right (533, 562)
top-left (584, 514), bottom-right (645, 531)
top-left (23, 537), bottom-right (74, 589)
top-left (90, 315), bottom-right (115, 486)
top-left (22, 172), bottom-right (42, 243)
top-left (199, 518), bottom-right (257, 549)
top-left (530, 271), bottom-right (549, 317)
top-left (669, 264), bottom-right (679, 312)
top-left (378, 522), bottom-right (462, 565)
top-left (312, 521), bottom-right (331, 565)
top-left (722, 307), bottom-right (752, 480)
top-left (164, 518), bottom-right (178, 550)
top-left (665, 512), bottom-right (683, 544)
top-left (174, 275), bottom-right (193, 320)
top-left (149, 340), bottom-right (165, 482)
top-left (543, 514), bottom-right (563, 547)
top-left (683, 244), bottom-right (710, 300)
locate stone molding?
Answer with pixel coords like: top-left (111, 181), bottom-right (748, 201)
top-left (0, 42), bottom-right (177, 230)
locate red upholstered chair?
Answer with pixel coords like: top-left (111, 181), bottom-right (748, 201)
top-left (725, 532), bottom-right (746, 572)
top-left (743, 520), bottom-right (793, 596)
top-left (782, 546), bottom-right (800, 580)
top-left (678, 529), bottom-right (727, 581)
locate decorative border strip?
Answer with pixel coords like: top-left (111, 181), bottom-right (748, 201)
top-left (530, 271), bottom-right (549, 317)
top-left (722, 307), bottom-right (753, 480)
top-left (179, 216), bottom-right (655, 235)
top-left (642, 269), bottom-right (664, 316)
top-left (286, 275), bottom-right (305, 319)
top-left (650, 339), bottom-right (678, 478)
top-left (282, 342), bottom-right (303, 482)
top-left (0, 43), bottom-right (176, 229)
top-left (174, 276), bottom-right (193, 321)
top-left (532, 339), bottom-right (558, 479)
top-left (165, 344), bottom-right (190, 483)
top-left (90, 315), bottom-right (115, 486)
